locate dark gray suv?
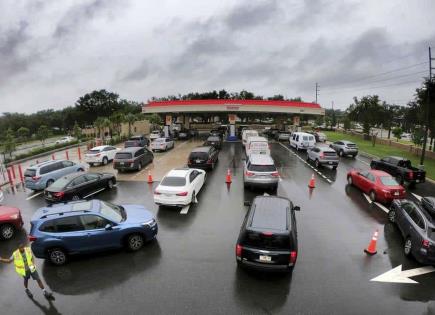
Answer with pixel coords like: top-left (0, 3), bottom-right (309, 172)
top-left (113, 147), bottom-right (153, 172)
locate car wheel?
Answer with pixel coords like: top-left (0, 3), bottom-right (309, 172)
top-left (72, 195), bottom-right (80, 201)
top-left (102, 157), bottom-right (108, 165)
top-left (107, 179), bottom-right (114, 189)
top-left (89, 163), bottom-right (94, 167)
top-left (46, 179), bottom-right (54, 188)
top-left (127, 234), bottom-right (144, 251)
top-left (369, 190), bottom-right (376, 202)
top-left (332, 165), bottom-right (337, 170)
top-left (137, 162), bottom-right (142, 171)
top-left (388, 209), bottom-right (396, 223)
top-left (48, 248), bottom-right (67, 265)
top-left (0, 224), bottom-right (15, 240)
top-left (404, 237), bottom-right (412, 256)
top-left (347, 176), bottom-right (353, 185)
top-left (315, 159), bottom-right (320, 168)
top-left (339, 150), bottom-right (344, 157)
top-left (191, 191), bottom-right (196, 204)
top-left (77, 168), bottom-right (84, 172)
top-left (352, 154), bottom-right (357, 158)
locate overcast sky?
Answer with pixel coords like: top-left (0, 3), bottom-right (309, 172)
top-left (0, 0), bottom-right (434, 113)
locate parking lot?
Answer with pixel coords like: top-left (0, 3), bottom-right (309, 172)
top-left (1, 140), bottom-right (435, 314)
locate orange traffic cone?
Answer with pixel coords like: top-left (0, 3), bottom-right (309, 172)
top-left (364, 230), bottom-right (378, 255)
top-left (147, 171), bottom-right (153, 184)
top-left (308, 174), bottom-right (315, 188)
top-left (225, 169), bottom-right (232, 184)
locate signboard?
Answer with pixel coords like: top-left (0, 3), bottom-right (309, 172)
top-left (293, 116), bottom-right (300, 126)
top-left (165, 115), bottom-right (172, 126)
top-left (228, 114), bottom-right (236, 124)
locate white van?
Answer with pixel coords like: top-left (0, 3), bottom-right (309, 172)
top-left (242, 130), bottom-right (259, 147)
top-left (246, 136), bottom-right (270, 156)
top-left (290, 132), bottom-right (315, 151)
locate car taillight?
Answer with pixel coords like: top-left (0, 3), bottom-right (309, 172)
top-left (32, 176), bottom-right (41, 181)
top-left (207, 159), bottom-right (212, 164)
top-left (245, 171), bottom-right (254, 177)
top-left (176, 191), bottom-right (188, 196)
top-left (262, 232), bottom-right (273, 236)
top-left (236, 244), bottom-right (243, 257)
top-left (289, 251), bottom-right (297, 264)
top-left (53, 191), bottom-right (65, 198)
top-left (28, 235), bottom-right (37, 242)
top-left (154, 190), bottom-right (161, 195)
top-left (422, 239), bottom-right (430, 248)
top-left (271, 171), bottom-right (279, 177)
top-left (408, 171), bottom-right (414, 179)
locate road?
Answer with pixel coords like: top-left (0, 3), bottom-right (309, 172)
top-left (1, 141), bottom-right (435, 314)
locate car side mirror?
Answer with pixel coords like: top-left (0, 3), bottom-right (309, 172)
top-left (292, 206), bottom-right (301, 211)
top-left (105, 224), bottom-right (113, 231)
top-left (244, 201), bottom-right (251, 207)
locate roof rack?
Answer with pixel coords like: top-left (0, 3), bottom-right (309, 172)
top-left (39, 208), bottom-right (91, 219)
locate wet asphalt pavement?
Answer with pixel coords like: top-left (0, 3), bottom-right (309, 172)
top-left (1, 141), bottom-right (435, 314)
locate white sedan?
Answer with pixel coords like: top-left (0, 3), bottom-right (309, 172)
top-left (55, 136), bottom-right (75, 145)
top-left (84, 145), bottom-right (119, 166)
top-left (150, 138), bottom-right (174, 152)
top-left (154, 168), bottom-right (206, 207)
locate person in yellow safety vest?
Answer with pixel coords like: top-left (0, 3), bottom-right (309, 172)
top-left (0, 243), bottom-right (54, 300)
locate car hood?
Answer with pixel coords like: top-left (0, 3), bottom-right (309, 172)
top-left (123, 204), bottom-right (154, 224)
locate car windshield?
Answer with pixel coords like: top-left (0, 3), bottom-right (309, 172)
top-left (99, 201), bottom-right (125, 223)
top-left (380, 176), bottom-right (399, 186)
top-left (50, 177), bottom-right (72, 189)
top-left (160, 176), bottom-right (186, 186)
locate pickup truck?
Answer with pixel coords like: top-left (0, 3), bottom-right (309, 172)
top-left (370, 156), bottom-right (426, 186)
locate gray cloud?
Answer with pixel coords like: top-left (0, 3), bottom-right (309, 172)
top-left (224, 0), bottom-right (278, 31)
top-left (123, 60), bottom-right (149, 81)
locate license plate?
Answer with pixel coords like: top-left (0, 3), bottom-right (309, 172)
top-left (328, 162), bottom-right (332, 164)
top-left (196, 160), bottom-right (201, 163)
top-left (416, 180), bottom-right (420, 183)
top-left (120, 162), bottom-right (124, 165)
top-left (259, 255), bottom-right (271, 262)
top-left (394, 192), bottom-right (399, 196)
top-left (164, 194), bottom-right (172, 197)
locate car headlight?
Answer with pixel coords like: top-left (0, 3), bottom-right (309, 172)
top-left (9, 214), bottom-right (19, 219)
top-left (142, 219), bottom-right (156, 228)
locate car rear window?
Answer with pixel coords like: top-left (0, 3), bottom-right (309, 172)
top-left (189, 152), bottom-right (209, 160)
top-left (323, 151), bottom-right (337, 156)
top-left (207, 137), bottom-right (220, 141)
top-left (88, 149), bottom-right (101, 154)
top-left (248, 164), bottom-right (276, 172)
top-left (154, 139), bottom-right (165, 143)
top-left (24, 169), bottom-right (36, 177)
top-left (125, 141), bottom-right (139, 147)
top-left (50, 177), bottom-right (72, 189)
top-left (160, 176), bottom-right (186, 186)
top-left (346, 143), bottom-right (357, 147)
top-left (115, 152), bottom-right (132, 159)
top-left (243, 231), bottom-right (290, 250)
top-left (380, 176), bottom-right (399, 186)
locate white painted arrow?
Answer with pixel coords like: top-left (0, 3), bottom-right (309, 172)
top-left (371, 265), bottom-right (435, 284)
top-left (411, 192), bottom-right (422, 202)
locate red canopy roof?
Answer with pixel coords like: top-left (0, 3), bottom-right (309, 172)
top-left (146, 99), bottom-right (321, 108)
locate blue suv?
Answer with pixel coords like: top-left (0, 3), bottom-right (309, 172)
top-left (29, 199), bottom-right (158, 265)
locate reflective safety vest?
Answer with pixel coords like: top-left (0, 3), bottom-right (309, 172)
top-left (13, 247), bottom-right (36, 276)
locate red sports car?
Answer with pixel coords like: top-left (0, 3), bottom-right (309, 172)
top-left (347, 169), bottom-right (406, 204)
top-left (0, 205), bottom-right (24, 240)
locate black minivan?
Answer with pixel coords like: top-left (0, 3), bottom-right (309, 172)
top-left (236, 196), bottom-right (300, 272)
top-left (113, 147), bottom-right (153, 172)
top-left (187, 146), bottom-right (219, 170)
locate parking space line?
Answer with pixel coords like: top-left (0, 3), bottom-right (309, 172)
top-left (180, 205), bottom-right (190, 214)
top-left (26, 191), bottom-right (43, 200)
top-left (363, 193), bottom-right (372, 204)
top-left (411, 192), bottom-right (422, 202)
top-left (83, 188), bottom-right (106, 199)
top-left (374, 202), bottom-right (389, 213)
top-left (356, 158), bottom-right (370, 166)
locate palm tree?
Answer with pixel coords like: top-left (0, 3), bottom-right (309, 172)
top-left (94, 117), bottom-right (105, 138)
top-left (102, 117), bottom-right (112, 139)
top-left (125, 113), bottom-right (137, 138)
top-left (110, 112), bottom-right (125, 136)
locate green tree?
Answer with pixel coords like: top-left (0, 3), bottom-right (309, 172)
top-left (343, 116), bottom-right (351, 131)
top-left (102, 117), bottom-right (112, 138)
top-left (73, 121), bottom-right (82, 140)
top-left (37, 125), bottom-right (49, 145)
top-left (347, 95), bottom-right (384, 135)
top-left (125, 113), bottom-right (137, 137)
top-left (75, 90), bottom-right (121, 124)
top-left (392, 127), bottom-right (402, 141)
top-left (1, 128), bottom-right (16, 158)
top-left (412, 127), bottom-right (425, 146)
top-left (16, 127), bottom-right (30, 142)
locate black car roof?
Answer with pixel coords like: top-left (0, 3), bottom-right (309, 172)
top-left (249, 196), bottom-right (291, 231)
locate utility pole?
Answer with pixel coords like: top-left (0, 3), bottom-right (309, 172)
top-left (315, 83), bottom-right (320, 104)
top-left (420, 46), bottom-right (435, 166)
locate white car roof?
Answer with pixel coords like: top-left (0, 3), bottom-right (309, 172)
top-left (249, 154), bottom-right (274, 165)
top-left (90, 145), bottom-right (110, 150)
top-left (247, 136), bottom-right (268, 142)
top-left (166, 169), bottom-right (190, 178)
